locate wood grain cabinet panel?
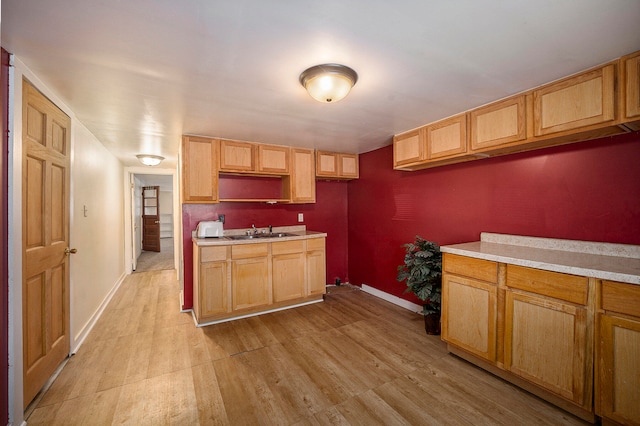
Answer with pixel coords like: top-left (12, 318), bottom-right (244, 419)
top-left (442, 274), bottom-right (497, 362)
top-left (316, 151), bottom-right (359, 179)
top-left (181, 135), bottom-right (218, 203)
top-left (596, 280), bottom-right (640, 425)
top-left (284, 148), bottom-right (316, 203)
top-left (193, 243), bottom-right (230, 322)
top-left (393, 128), bottom-right (425, 168)
top-left (470, 95), bottom-right (527, 151)
top-left (426, 114), bottom-right (467, 159)
top-left (533, 65), bottom-right (616, 136)
top-left (272, 252), bottom-right (305, 302)
top-left (257, 144), bottom-right (289, 174)
top-left (232, 256), bottom-right (270, 311)
top-left (219, 139), bottom-right (255, 172)
top-left (307, 238), bottom-right (326, 296)
top-left (504, 290), bottom-right (590, 407)
top-left (622, 51), bottom-right (640, 126)
top-left (339, 153), bottom-right (359, 179)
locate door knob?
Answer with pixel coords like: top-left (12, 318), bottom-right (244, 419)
top-left (65, 248), bottom-right (78, 255)
top-left (155, 220), bottom-right (159, 224)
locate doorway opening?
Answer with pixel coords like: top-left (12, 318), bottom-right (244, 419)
top-left (132, 174), bottom-right (175, 273)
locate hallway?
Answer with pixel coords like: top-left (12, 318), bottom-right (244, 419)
top-left (26, 270), bottom-right (585, 425)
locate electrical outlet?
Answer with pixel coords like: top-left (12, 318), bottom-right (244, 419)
top-left (298, 213), bottom-right (304, 222)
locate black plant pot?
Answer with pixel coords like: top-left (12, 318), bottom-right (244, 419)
top-left (424, 313), bottom-right (441, 335)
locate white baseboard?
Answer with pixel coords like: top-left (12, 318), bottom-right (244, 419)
top-left (360, 284), bottom-right (423, 314)
top-left (71, 272), bottom-right (127, 354)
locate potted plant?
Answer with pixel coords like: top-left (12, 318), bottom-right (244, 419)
top-left (397, 236), bottom-right (443, 335)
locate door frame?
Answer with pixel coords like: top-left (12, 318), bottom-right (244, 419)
top-left (122, 167), bottom-right (180, 278)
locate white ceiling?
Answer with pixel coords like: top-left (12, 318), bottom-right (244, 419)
top-left (3, 1), bottom-right (640, 169)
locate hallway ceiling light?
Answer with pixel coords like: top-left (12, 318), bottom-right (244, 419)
top-left (136, 154), bottom-right (164, 166)
top-left (299, 63), bottom-right (358, 103)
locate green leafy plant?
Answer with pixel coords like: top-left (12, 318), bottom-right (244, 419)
top-left (397, 236), bottom-right (442, 315)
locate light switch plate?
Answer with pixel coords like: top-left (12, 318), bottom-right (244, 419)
top-left (298, 213), bottom-right (304, 222)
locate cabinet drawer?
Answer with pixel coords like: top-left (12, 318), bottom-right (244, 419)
top-left (231, 243), bottom-right (268, 259)
top-left (272, 240), bottom-right (304, 255)
top-left (200, 246), bottom-right (228, 263)
top-left (601, 280), bottom-right (640, 317)
top-left (443, 253), bottom-right (497, 283)
top-left (507, 265), bottom-right (587, 305)
top-left (307, 237), bottom-right (325, 251)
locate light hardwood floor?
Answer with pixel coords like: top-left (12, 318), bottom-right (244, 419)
top-left (28, 270), bottom-right (587, 425)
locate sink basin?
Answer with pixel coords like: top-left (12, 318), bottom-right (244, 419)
top-left (226, 232), bottom-right (296, 240)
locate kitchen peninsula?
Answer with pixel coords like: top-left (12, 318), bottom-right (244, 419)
top-left (441, 233), bottom-right (640, 424)
top-left (192, 226), bottom-right (327, 326)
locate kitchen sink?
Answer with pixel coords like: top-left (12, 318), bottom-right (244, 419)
top-left (225, 232), bottom-right (296, 240)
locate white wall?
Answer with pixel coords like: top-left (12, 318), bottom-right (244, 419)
top-left (8, 57), bottom-right (126, 424)
top-left (70, 122), bottom-right (126, 346)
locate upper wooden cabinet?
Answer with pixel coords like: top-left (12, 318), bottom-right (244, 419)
top-left (393, 128), bottom-right (425, 167)
top-left (394, 50), bottom-right (640, 171)
top-left (257, 144), bottom-right (289, 174)
top-left (181, 135), bottom-right (218, 203)
top-left (470, 95), bottom-right (527, 152)
top-left (621, 51), bottom-right (640, 129)
top-left (219, 139), bottom-right (255, 172)
top-left (533, 64), bottom-right (616, 137)
top-left (426, 114), bottom-right (467, 159)
top-left (316, 151), bottom-right (359, 179)
top-left (284, 148), bottom-right (316, 203)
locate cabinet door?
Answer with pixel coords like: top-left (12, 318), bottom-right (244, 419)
top-left (339, 153), bottom-right (359, 179)
top-left (442, 274), bottom-right (497, 362)
top-left (232, 256), bottom-right (270, 311)
top-left (273, 252), bottom-right (305, 302)
top-left (219, 139), bottom-right (255, 172)
top-left (285, 148), bottom-right (316, 203)
top-left (426, 114), bottom-right (467, 159)
top-left (597, 314), bottom-right (640, 425)
top-left (199, 261), bottom-right (229, 318)
top-left (622, 51), bottom-right (640, 122)
top-left (181, 136), bottom-right (218, 203)
top-left (470, 95), bottom-right (527, 151)
top-left (257, 144), bottom-right (289, 175)
top-left (533, 65), bottom-right (615, 136)
top-left (504, 290), bottom-right (590, 407)
top-left (307, 238), bottom-right (326, 296)
top-left (316, 151), bottom-right (339, 177)
top-left (393, 128), bottom-right (425, 168)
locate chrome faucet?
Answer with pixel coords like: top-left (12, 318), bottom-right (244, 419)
top-left (252, 224), bottom-right (258, 234)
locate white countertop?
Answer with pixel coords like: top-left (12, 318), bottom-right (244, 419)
top-left (441, 233), bottom-right (640, 285)
top-left (193, 225), bottom-right (327, 246)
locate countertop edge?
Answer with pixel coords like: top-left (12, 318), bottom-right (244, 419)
top-left (441, 241), bottom-right (640, 285)
top-left (193, 230), bottom-right (327, 246)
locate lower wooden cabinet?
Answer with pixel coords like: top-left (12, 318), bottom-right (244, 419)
top-left (442, 254), bottom-right (595, 421)
top-left (272, 240), bottom-right (305, 302)
top-left (193, 236), bottom-right (326, 324)
top-left (306, 238), bottom-right (326, 296)
top-left (442, 255), bottom-right (497, 363)
top-left (596, 280), bottom-right (640, 425)
top-left (504, 289), bottom-right (590, 406)
top-left (231, 243), bottom-right (271, 311)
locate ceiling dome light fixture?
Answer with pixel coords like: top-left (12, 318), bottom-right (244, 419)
top-left (136, 154), bottom-right (165, 166)
top-left (299, 63), bottom-right (358, 103)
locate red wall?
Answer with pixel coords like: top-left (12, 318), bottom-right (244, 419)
top-left (181, 180), bottom-right (348, 309)
top-left (347, 131), bottom-right (640, 304)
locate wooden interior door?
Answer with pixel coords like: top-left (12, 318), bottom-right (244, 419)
top-left (22, 80), bottom-right (72, 408)
top-left (142, 186), bottom-right (160, 252)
